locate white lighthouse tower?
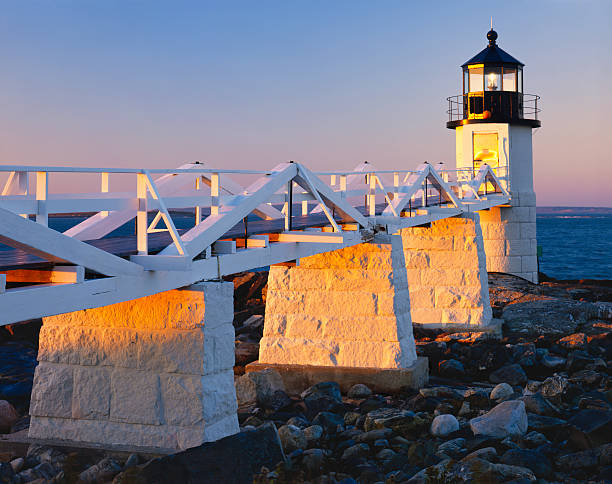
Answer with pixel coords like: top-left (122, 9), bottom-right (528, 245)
top-left (447, 28), bottom-right (541, 283)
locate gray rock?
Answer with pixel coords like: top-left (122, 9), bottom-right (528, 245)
top-left (341, 443), bottom-right (369, 461)
top-left (123, 454), bottom-right (139, 469)
top-left (470, 400), bottom-right (528, 438)
top-left (9, 458), bottom-right (23, 473)
top-left (489, 364), bottom-right (527, 386)
top-left (347, 384), bottom-right (372, 399)
top-left (364, 408), bottom-right (415, 432)
top-left (407, 457), bottom-right (536, 483)
top-left (277, 424), bottom-right (307, 452)
top-left (436, 438), bottom-right (466, 458)
top-left (356, 428), bottom-right (393, 442)
top-left (302, 449), bottom-right (326, 474)
top-left (430, 414), bottom-right (459, 437)
top-left (502, 297), bottom-right (598, 336)
top-left (464, 446), bottom-right (498, 461)
top-left (235, 369), bottom-right (285, 409)
top-left (490, 382), bottom-right (514, 402)
top-left (376, 448), bottom-right (395, 461)
top-left (539, 375), bottom-right (571, 403)
top-left (79, 457), bottom-right (122, 484)
top-left (500, 449), bottom-right (552, 478)
top-left (520, 393), bottom-right (559, 416)
top-left (303, 425), bottom-right (323, 444)
top-left (438, 359), bottom-right (465, 377)
top-left (542, 354), bottom-right (566, 369)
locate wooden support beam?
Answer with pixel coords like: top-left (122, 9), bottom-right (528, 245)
top-left (267, 231), bottom-right (344, 244)
top-left (0, 206), bottom-right (143, 277)
top-left (1, 266), bottom-right (84, 284)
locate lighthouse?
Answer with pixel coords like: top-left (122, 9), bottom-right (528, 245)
top-left (447, 28), bottom-right (541, 283)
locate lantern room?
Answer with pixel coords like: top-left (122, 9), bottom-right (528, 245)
top-left (447, 29), bottom-right (540, 129)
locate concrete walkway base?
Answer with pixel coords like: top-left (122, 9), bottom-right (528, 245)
top-left (245, 356), bottom-right (429, 395)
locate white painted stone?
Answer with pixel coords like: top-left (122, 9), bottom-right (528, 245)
top-left (29, 282), bottom-right (239, 450)
top-left (400, 214), bottom-right (493, 330)
top-left (260, 237), bottom-right (417, 369)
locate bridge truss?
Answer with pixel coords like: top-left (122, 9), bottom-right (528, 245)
top-left (0, 161), bottom-right (509, 325)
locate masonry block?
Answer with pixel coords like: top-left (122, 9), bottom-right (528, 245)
top-left (478, 191), bottom-right (538, 283)
top-left (399, 214), bottom-right (493, 331)
top-left (29, 282), bottom-right (239, 451)
top-left (259, 235), bottom-right (417, 369)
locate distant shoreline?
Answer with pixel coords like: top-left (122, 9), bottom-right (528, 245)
top-left (536, 206), bottom-right (612, 215)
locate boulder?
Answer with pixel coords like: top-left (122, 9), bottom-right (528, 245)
top-left (112, 422), bottom-right (284, 484)
top-left (277, 425), bottom-right (307, 452)
top-left (541, 354), bottom-right (566, 370)
top-left (430, 414), bottom-right (459, 437)
top-left (347, 384), bottom-right (372, 399)
top-left (500, 449), bottom-right (552, 478)
top-left (79, 457), bottom-right (122, 484)
top-left (407, 457), bottom-right (536, 483)
top-left (490, 383), bottom-right (514, 402)
top-left (0, 400), bottom-right (19, 433)
top-left (558, 332), bottom-right (588, 351)
top-left (438, 359), bottom-right (465, 378)
top-left (470, 400), bottom-right (528, 438)
top-left (567, 409), bottom-right (612, 449)
top-left (519, 393), bottom-right (559, 416)
top-left (235, 369), bottom-right (285, 409)
top-left (489, 364), bottom-right (527, 386)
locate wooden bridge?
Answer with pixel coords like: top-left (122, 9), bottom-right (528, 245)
top-left (0, 161), bottom-right (508, 326)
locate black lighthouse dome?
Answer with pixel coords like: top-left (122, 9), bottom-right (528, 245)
top-left (446, 29), bottom-right (541, 129)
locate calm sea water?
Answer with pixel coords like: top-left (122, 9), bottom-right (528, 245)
top-left (2, 208), bottom-right (610, 281)
top-left (537, 209), bottom-right (612, 280)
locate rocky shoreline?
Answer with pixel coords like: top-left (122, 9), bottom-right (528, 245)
top-left (0, 272), bottom-right (610, 483)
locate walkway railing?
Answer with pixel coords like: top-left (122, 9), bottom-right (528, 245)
top-left (0, 160), bottom-right (509, 324)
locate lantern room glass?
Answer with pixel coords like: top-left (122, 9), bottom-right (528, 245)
top-left (502, 67), bottom-right (517, 91)
top-left (485, 67), bottom-right (501, 91)
top-left (468, 67), bottom-right (483, 92)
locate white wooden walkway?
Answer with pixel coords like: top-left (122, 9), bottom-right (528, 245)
top-left (0, 161), bottom-right (509, 325)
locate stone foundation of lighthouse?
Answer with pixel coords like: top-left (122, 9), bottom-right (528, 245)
top-left (28, 282), bottom-right (239, 451)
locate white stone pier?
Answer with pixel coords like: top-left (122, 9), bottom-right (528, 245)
top-left (400, 214), bottom-right (494, 331)
top-left (251, 235), bottom-right (428, 393)
top-left (28, 282), bottom-right (239, 451)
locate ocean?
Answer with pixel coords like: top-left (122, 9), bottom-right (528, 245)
top-left (2, 207), bottom-right (610, 281)
top-left (536, 207), bottom-right (612, 281)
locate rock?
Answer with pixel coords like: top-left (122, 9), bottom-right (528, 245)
top-left (123, 454), bottom-right (139, 469)
top-left (463, 447), bottom-right (497, 461)
top-left (567, 409), bottom-right (612, 449)
top-left (500, 449), bottom-right (552, 478)
top-left (364, 408), bottom-right (414, 432)
top-left (470, 400), bottom-right (528, 438)
top-left (539, 375), bottom-right (574, 404)
top-left (558, 332), bottom-right (588, 351)
top-left (502, 297), bottom-right (597, 336)
top-left (341, 443), bottom-right (369, 461)
top-left (489, 364), bottom-right (527, 386)
top-left (523, 380), bottom-right (541, 396)
top-left (301, 381), bottom-right (342, 403)
top-left (525, 413), bottom-right (567, 437)
top-left (301, 382), bottom-right (343, 416)
top-left (519, 393), bottom-right (559, 416)
top-left (343, 411), bottom-right (361, 427)
top-left (438, 359), bottom-right (465, 377)
top-left (408, 457), bottom-right (536, 483)
top-left (79, 457), bottom-right (122, 484)
top-left (347, 384), bottom-right (372, 399)
top-left (541, 354), bottom-right (566, 370)
top-left (0, 400), bottom-right (19, 433)
top-left (311, 412), bottom-right (344, 433)
top-left (430, 414), bottom-right (459, 437)
top-left (463, 388), bottom-right (489, 408)
top-left (0, 462), bottom-right (16, 483)
top-left (242, 315), bottom-right (264, 330)
top-left (355, 428), bottom-right (393, 443)
top-left (286, 416), bottom-right (309, 429)
top-left (419, 386), bottom-right (463, 400)
top-left (301, 448), bottom-right (326, 474)
top-left (556, 448), bottom-right (599, 471)
top-left (113, 422), bottom-right (284, 484)
top-left (522, 430), bottom-right (549, 447)
top-left (9, 458), bottom-right (23, 473)
top-left (303, 425), bottom-right (323, 445)
top-left (490, 383), bottom-right (514, 402)
top-left (235, 369), bottom-right (285, 409)
top-left (436, 438), bottom-right (465, 458)
top-left (277, 425), bottom-right (307, 452)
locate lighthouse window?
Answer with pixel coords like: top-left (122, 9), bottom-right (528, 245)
top-left (503, 68), bottom-right (517, 91)
top-left (468, 66), bottom-right (484, 92)
top-left (472, 132), bottom-right (499, 176)
top-left (517, 69), bottom-right (523, 93)
top-left (485, 67), bottom-right (501, 91)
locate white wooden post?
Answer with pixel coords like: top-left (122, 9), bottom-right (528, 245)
top-left (36, 171), bottom-right (48, 226)
top-left (393, 172), bottom-right (399, 201)
top-left (137, 173), bottom-right (148, 255)
top-left (301, 200), bottom-right (308, 216)
top-left (195, 176), bottom-right (202, 225)
top-left (369, 174), bottom-right (376, 217)
top-left (340, 175), bottom-right (347, 200)
top-left (100, 172), bottom-right (109, 218)
top-left (210, 173), bottom-right (219, 216)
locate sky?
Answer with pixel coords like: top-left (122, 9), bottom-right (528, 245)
top-left (0, 0), bottom-right (610, 206)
